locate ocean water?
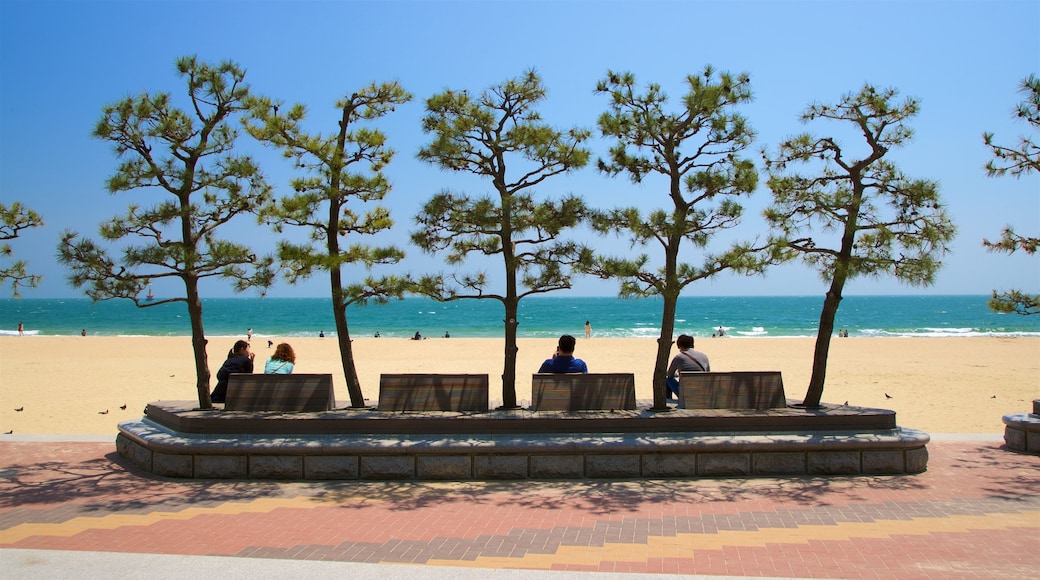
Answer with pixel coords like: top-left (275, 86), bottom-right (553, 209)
top-left (1, 295), bottom-right (1037, 339)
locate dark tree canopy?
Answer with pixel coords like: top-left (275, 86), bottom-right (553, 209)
top-left (588, 67), bottom-right (771, 410)
top-left (763, 84), bottom-right (956, 407)
top-left (412, 70), bottom-right (591, 408)
top-left (58, 56), bottom-right (274, 409)
top-left (983, 74), bottom-right (1040, 315)
top-left (246, 81), bottom-right (414, 406)
top-left (0, 201), bottom-right (44, 296)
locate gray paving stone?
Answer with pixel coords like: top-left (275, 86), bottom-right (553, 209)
top-left (473, 455), bottom-right (528, 479)
top-left (417, 456), bottom-right (472, 479)
top-left (195, 455), bottom-right (248, 478)
top-left (360, 456), bottom-right (414, 480)
top-left (862, 449), bottom-right (905, 474)
top-left (642, 453), bottom-right (697, 477)
top-left (304, 455), bottom-right (359, 479)
top-left (152, 451), bottom-right (193, 478)
top-left (529, 455), bottom-right (583, 478)
top-left (808, 450), bottom-right (861, 475)
top-left (249, 455), bottom-right (303, 479)
top-left (752, 451), bottom-right (806, 475)
top-left (585, 454), bottom-right (641, 478)
top-left (698, 453), bottom-right (750, 476)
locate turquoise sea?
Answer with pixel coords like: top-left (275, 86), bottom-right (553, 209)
top-left (1, 295), bottom-right (1037, 339)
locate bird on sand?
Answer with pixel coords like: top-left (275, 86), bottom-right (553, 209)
top-left (14, 407), bottom-right (24, 412)
top-left (119, 404), bottom-right (127, 410)
top-left (98, 410), bottom-right (109, 415)
top-left (884, 393), bottom-right (893, 399)
top-left (3, 430), bottom-right (12, 435)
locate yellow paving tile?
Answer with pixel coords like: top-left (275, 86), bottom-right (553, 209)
top-left (425, 511), bottom-right (1040, 570)
top-left (0, 496), bottom-right (326, 544)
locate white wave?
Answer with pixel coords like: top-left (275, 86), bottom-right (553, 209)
top-left (0, 330), bottom-right (38, 336)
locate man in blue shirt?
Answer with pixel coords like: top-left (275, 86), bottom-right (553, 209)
top-left (538, 334), bottom-right (589, 373)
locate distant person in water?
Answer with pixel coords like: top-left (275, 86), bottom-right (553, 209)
top-left (264, 343), bottom-right (295, 374)
top-left (665, 334), bottom-right (710, 400)
top-left (17, 322), bottom-right (23, 336)
top-left (412, 331), bottom-right (422, 340)
top-left (319, 330), bottom-right (324, 338)
top-left (211, 340), bottom-right (254, 403)
top-left (538, 334), bottom-right (588, 374)
top-left (584, 320), bottom-right (592, 339)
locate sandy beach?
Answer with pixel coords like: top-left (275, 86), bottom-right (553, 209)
top-left (0, 335), bottom-right (1037, 435)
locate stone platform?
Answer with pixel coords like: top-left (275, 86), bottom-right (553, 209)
top-left (1002, 398), bottom-right (1040, 454)
top-left (117, 399), bottom-right (929, 480)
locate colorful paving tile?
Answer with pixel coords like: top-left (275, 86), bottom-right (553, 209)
top-left (1, 440), bottom-right (1037, 578)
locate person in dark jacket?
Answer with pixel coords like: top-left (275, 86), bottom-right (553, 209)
top-left (210, 340), bottom-right (254, 403)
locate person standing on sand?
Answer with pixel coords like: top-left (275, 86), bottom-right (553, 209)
top-left (17, 322), bottom-right (23, 336)
top-left (584, 320), bottom-right (591, 339)
top-left (538, 334), bottom-right (589, 373)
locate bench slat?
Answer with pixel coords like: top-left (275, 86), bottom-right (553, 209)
top-left (225, 373), bottom-right (336, 412)
top-left (678, 371), bottom-right (786, 409)
top-left (378, 374), bottom-right (489, 412)
top-left (531, 373), bottom-right (637, 411)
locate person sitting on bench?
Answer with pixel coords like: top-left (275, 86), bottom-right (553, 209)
top-left (665, 334), bottom-right (710, 400)
top-left (211, 340), bottom-right (254, 403)
top-left (538, 334), bottom-right (588, 374)
top-left (264, 342), bottom-right (296, 375)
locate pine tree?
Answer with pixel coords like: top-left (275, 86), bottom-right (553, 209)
top-left (58, 56), bottom-right (274, 409)
top-left (246, 82), bottom-right (413, 406)
top-left (982, 74), bottom-right (1040, 315)
top-left (412, 71), bottom-right (591, 408)
top-left (763, 85), bottom-right (956, 407)
top-left (589, 68), bottom-right (771, 410)
top-left (0, 201), bottom-right (44, 296)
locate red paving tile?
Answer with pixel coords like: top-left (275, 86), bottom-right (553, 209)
top-left (0, 439), bottom-right (1038, 578)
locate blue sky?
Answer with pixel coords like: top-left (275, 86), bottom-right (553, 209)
top-left (1, 0), bottom-right (1037, 299)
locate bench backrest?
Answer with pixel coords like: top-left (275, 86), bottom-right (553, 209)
top-left (225, 373), bottom-right (336, 412)
top-left (531, 373), bottom-right (637, 412)
top-left (378, 373), bottom-right (490, 412)
top-left (678, 371), bottom-right (786, 409)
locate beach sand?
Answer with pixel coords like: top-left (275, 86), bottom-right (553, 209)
top-left (0, 335), bottom-right (1036, 435)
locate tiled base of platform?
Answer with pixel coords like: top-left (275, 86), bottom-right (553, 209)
top-left (1003, 412), bottom-right (1040, 454)
top-left (116, 418), bottom-right (929, 480)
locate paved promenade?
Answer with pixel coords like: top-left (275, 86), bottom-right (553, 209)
top-left (1, 435), bottom-right (1037, 579)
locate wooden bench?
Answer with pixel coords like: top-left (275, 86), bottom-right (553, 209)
top-left (678, 371), bottom-right (787, 409)
top-left (378, 373), bottom-right (489, 412)
top-left (531, 373), bottom-right (637, 412)
top-left (224, 373), bottom-right (336, 412)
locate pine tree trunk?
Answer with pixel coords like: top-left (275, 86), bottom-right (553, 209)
top-left (501, 298), bottom-right (520, 409)
top-left (803, 288), bottom-right (843, 408)
top-left (186, 282), bottom-right (212, 410)
top-left (653, 294), bottom-right (678, 411)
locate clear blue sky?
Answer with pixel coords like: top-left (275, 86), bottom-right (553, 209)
top-left (1, 0), bottom-right (1037, 299)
